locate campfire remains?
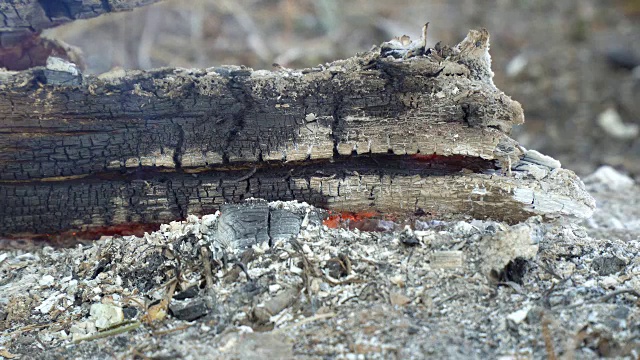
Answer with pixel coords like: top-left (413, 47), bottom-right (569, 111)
top-left (0, 18), bottom-right (594, 239)
top-left (3, 2), bottom-right (636, 359)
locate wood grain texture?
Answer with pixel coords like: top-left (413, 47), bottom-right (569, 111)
top-left (0, 28), bottom-right (595, 237)
top-left (0, 156), bottom-right (594, 237)
top-left (0, 40), bottom-right (524, 181)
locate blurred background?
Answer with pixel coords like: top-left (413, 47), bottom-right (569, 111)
top-left (46, 0), bottom-right (640, 177)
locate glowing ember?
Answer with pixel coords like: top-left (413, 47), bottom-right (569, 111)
top-left (323, 211), bottom-right (379, 229)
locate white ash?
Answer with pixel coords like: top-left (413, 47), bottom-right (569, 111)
top-left (1, 196), bottom-right (639, 359)
top-left (583, 165), bottom-right (635, 192)
top-left (45, 57), bottom-right (80, 76)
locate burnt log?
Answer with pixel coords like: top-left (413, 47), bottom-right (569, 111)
top-left (0, 27), bottom-right (595, 238)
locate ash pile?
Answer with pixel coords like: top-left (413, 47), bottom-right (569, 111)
top-left (2, 172), bottom-right (639, 359)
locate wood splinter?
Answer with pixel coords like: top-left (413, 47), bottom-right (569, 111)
top-left (0, 22), bottom-right (595, 239)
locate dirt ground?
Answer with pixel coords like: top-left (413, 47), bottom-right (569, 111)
top-left (1, 1), bottom-right (639, 359)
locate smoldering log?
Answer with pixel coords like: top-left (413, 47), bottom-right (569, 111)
top-left (0, 156), bottom-right (594, 237)
top-left (0, 27), bottom-right (595, 238)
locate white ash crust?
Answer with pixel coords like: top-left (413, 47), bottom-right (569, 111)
top-left (503, 147), bottom-right (596, 220)
top-left (45, 57), bottom-right (80, 76)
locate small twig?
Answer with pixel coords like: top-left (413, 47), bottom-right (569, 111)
top-left (141, 278), bottom-right (178, 325)
top-left (360, 257), bottom-right (382, 266)
top-left (7, 317), bottom-right (74, 337)
top-left (433, 293), bottom-right (461, 307)
top-left (537, 262), bottom-right (564, 280)
top-left (98, 319), bottom-right (139, 333)
top-left (562, 288), bottom-right (640, 309)
top-left (598, 288), bottom-right (640, 303)
top-left (72, 321), bottom-right (141, 343)
top-left (34, 336), bottom-right (49, 351)
top-left (406, 247), bottom-right (415, 264)
top-left (337, 294), bottom-right (360, 305)
top-left (151, 323), bottom-right (194, 337)
top-left (541, 314), bottom-right (557, 360)
top-left (214, 0), bottom-right (271, 62)
top-left (322, 275), bottom-right (366, 286)
top-left (289, 239), bottom-right (316, 304)
top-left (538, 262), bottom-right (572, 309)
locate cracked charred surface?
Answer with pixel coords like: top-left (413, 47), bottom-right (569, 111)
top-left (0, 28), bottom-right (594, 238)
top-left (0, 34), bottom-right (523, 178)
top-left (1, 155), bottom-right (594, 238)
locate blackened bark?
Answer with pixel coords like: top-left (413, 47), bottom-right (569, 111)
top-left (0, 28), bottom-right (595, 237)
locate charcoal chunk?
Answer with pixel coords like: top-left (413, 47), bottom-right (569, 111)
top-left (169, 299), bottom-right (208, 321)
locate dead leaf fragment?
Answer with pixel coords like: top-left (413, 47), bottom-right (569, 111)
top-left (0, 349), bottom-right (18, 358)
top-left (390, 292), bottom-right (411, 306)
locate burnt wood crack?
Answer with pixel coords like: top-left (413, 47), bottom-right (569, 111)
top-left (0, 26), bottom-right (596, 238)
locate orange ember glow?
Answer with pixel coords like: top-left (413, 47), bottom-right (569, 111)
top-left (410, 153), bottom-right (441, 162)
top-left (323, 211), bottom-right (378, 229)
top-left (20, 223), bottom-right (163, 244)
top-left (64, 223), bottom-right (161, 239)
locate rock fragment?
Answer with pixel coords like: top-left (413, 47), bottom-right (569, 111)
top-left (389, 292), bottom-right (412, 306)
top-left (506, 307), bottom-right (530, 324)
top-left (89, 303), bottom-right (124, 330)
top-left (173, 287), bottom-right (199, 300)
top-left (479, 220), bottom-right (542, 277)
top-left (69, 321), bottom-right (98, 343)
top-left (216, 332), bottom-right (294, 360)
